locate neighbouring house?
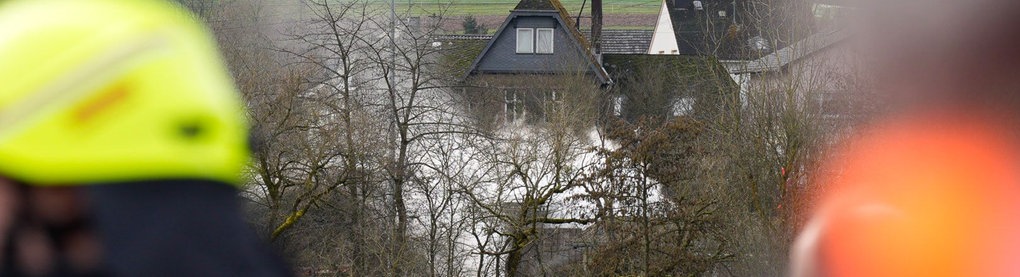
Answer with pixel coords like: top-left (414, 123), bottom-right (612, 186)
top-left (603, 54), bottom-right (736, 122)
top-left (642, 0), bottom-right (860, 121)
top-left (584, 29), bottom-right (653, 55)
top-left (648, 0), bottom-right (746, 58)
top-left (647, 0), bottom-right (819, 60)
top-left (439, 0), bottom-right (736, 128)
top-left (647, 0), bottom-right (832, 67)
top-left (730, 27), bottom-right (860, 127)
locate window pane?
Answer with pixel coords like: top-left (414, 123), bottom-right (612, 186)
top-left (536, 28), bottom-right (554, 53)
top-left (505, 90), bottom-right (524, 122)
top-left (613, 96), bottom-right (624, 116)
top-left (505, 91), bottom-right (516, 122)
top-left (517, 28), bottom-right (534, 53)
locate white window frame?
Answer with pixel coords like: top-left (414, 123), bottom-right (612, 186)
top-left (516, 28), bottom-right (535, 54)
top-left (505, 90), bottom-right (525, 123)
top-left (544, 90), bottom-right (561, 121)
top-left (535, 28), bottom-right (555, 54)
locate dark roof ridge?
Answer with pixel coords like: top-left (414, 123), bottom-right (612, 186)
top-left (511, 9), bottom-right (560, 12)
top-left (515, 0), bottom-right (578, 32)
top-left (736, 27), bottom-right (849, 74)
top-left (514, 0), bottom-right (560, 11)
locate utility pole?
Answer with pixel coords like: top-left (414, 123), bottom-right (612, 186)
top-left (391, 0), bottom-right (397, 59)
top-left (732, 0), bottom-right (737, 24)
top-left (591, 0), bottom-right (602, 61)
top-left (388, 1), bottom-right (398, 276)
top-left (576, 0), bottom-right (587, 31)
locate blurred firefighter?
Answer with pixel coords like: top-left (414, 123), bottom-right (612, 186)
top-left (0, 0), bottom-right (291, 276)
top-left (791, 0), bottom-right (1020, 276)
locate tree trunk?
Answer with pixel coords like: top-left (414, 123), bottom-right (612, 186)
top-left (506, 249), bottom-right (522, 277)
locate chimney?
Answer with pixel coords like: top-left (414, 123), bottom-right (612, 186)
top-left (591, 0), bottom-right (603, 59)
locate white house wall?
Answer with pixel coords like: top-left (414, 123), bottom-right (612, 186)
top-left (647, 0), bottom-right (680, 55)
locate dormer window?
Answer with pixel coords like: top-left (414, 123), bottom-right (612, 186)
top-left (536, 28), bottom-right (554, 54)
top-left (516, 28), bottom-right (534, 53)
top-left (516, 27), bottom-right (555, 54)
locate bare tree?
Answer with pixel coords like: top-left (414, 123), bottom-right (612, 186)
top-left (691, 1), bottom-right (865, 275)
top-left (228, 0), bottom-right (483, 275)
top-left (452, 71), bottom-right (603, 277)
top-left (220, 1), bottom-right (392, 274)
top-left (200, 0), bottom-right (868, 276)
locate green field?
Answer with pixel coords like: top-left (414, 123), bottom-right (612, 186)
top-left (232, 0), bottom-right (658, 34)
top-left (404, 0), bottom-right (661, 16)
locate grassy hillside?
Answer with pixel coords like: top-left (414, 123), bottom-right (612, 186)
top-left (236, 0), bottom-right (659, 34)
top-left (406, 0), bottom-right (660, 16)
top-left (248, 1), bottom-right (659, 19)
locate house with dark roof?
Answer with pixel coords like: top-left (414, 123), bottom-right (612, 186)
top-left (733, 28), bottom-right (849, 75)
top-left (647, 0), bottom-right (825, 61)
top-left (603, 54), bottom-right (735, 122)
top-left (441, 0), bottom-right (736, 127)
top-left (730, 27), bottom-right (859, 125)
top-left (640, 0), bottom-right (860, 124)
top-left (584, 30), bottom-right (653, 55)
top-left (649, 0), bottom-right (746, 59)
